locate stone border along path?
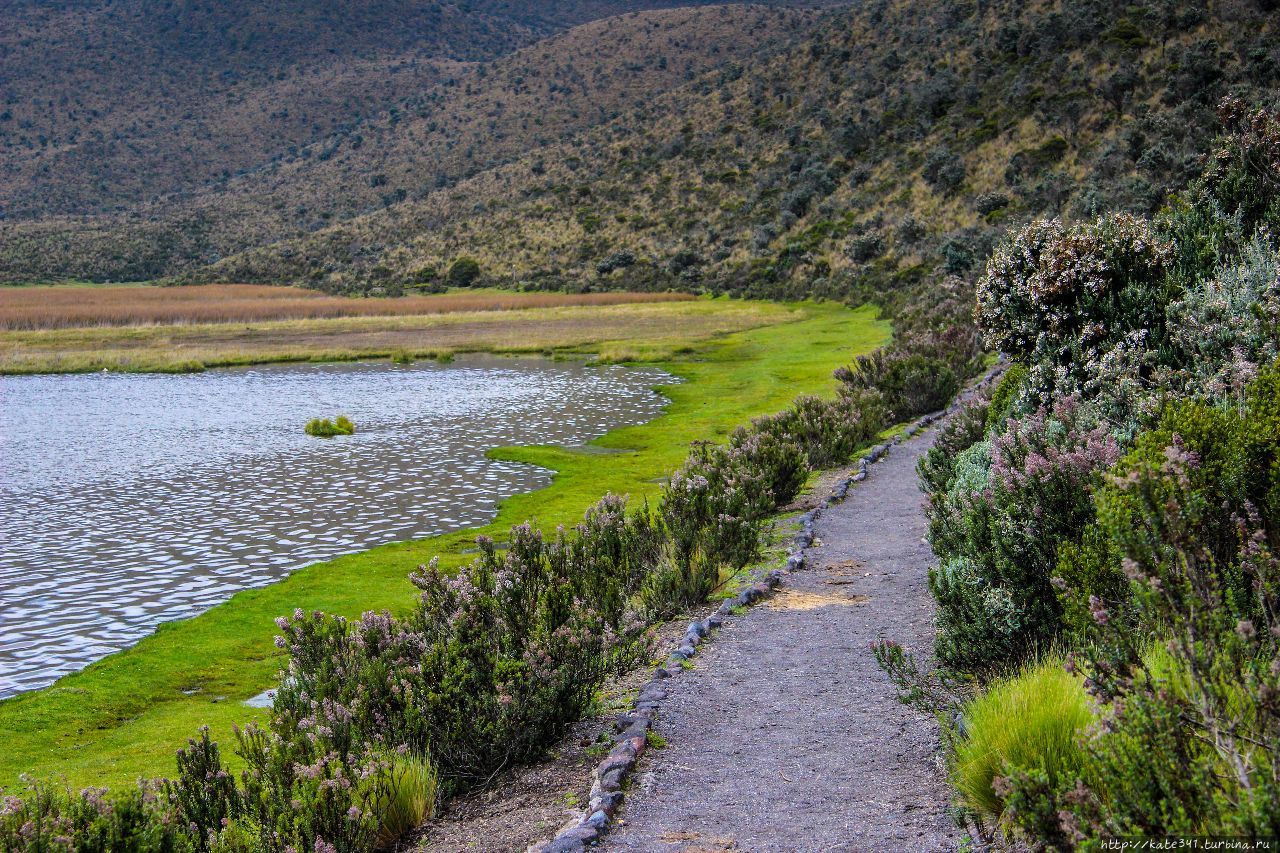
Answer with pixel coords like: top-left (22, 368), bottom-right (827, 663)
top-left (528, 370), bottom-right (1001, 853)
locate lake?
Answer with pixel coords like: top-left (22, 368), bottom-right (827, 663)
top-left (0, 356), bottom-right (671, 698)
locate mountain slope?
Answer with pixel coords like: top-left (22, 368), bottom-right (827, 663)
top-left (192, 0), bottom-right (1280, 296)
top-left (2, 0), bottom-right (1278, 292)
top-left (0, 0), bottom-right (835, 220)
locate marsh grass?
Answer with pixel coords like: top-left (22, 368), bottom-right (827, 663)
top-left (0, 299), bottom-right (789, 375)
top-left (305, 415), bottom-right (355, 438)
top-left (0, 284), bottom-right (694, 331)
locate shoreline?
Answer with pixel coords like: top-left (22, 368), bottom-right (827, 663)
top-left (0, 301), bottom-right (887, 792)
top-left (1, 352), bottom-right (676, 700)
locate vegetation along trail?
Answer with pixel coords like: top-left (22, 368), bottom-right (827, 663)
top-left (0, 301), bottom-right (887, 792)
top-left (608, 424), bottom-right (956, 852)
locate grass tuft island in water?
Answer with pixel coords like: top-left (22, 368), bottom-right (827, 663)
top-left (304, 415), bottom-right (356, 438)
top-left (0, 294), bottom-right (887, 791)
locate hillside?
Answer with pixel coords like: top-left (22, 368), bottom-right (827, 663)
top-left (0, 3), bottom-right (831, 282)
top-left (1, 0), bottom-right (1277, 293)
top-left (0, 0), bottom-right (834, 221)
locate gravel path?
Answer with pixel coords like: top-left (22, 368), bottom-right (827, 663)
top-left (606, 426), bottom-right (959, 853)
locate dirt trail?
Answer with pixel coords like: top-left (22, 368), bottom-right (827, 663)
top-left (605, 426), bottom-right (959, 853)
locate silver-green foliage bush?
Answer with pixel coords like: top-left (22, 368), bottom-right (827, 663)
top-left (1164, 234), bottom-right (1280, 400)
top-left (926, 397), bottom-right (1122, 672)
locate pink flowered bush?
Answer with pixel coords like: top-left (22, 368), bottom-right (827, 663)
top-left (269, 493), bottom-right (663, 794)
top-left (927, 396), bottom-right (1122, 672)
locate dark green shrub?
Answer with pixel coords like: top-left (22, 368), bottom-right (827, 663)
top-left (878, 354), bottom-right (959, 419)
top-left (838, 275), bottom-right (982, 424)
top-left (840, 349), bottom-right (959, 421)
top-left (974, 192), bottom-right (1010, 216)
top-left (657, 443), bottom-right (771, 587)
top-left (168, 728), bottom-right (240, 849)
top-left (984, 364), bottom-right (1027, 431)
top-left (846, 231), bottom-right (884, 263)
top-left (596, 249), bottom-right (636, 275)
top-left (446, 258), bottom-right (481, 287)
top-left (924, 147), bottom-right (966, 195)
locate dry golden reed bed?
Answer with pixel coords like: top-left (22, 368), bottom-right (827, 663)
top-left (0, 284), bottom-right (694, 330)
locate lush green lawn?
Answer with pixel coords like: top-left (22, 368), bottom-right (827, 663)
top-left (0, 301), bottom-right (888, 791)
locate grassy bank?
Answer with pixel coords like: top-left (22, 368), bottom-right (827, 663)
top-left (0, 296), bottom-right (779, 374)
top-left (0, 300), bottom-right (888, 791)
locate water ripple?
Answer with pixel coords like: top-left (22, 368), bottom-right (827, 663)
top-left (0, 356), bottom-right (671, 698)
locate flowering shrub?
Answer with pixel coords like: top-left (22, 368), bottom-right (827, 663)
top-left (726, 425), bottom-right (809, 507)
top-left (1163, 235), bottom-right (1280, 400)
top-left (1001, 366), bottom-right (1280, 841)
top-left (927, 396), bottom-right (1122, 672)
top-left (232, 724), bottom-right (387, 853)
top-left (1195, 96), bottom-right (1280, 245)
top-left (167, 727), bottom-right (240, 848)
top-left (753, 390), bottom-right (886, 470)
top-left (0, 778), bottom-right (190, 853)
top-left (409, 543), bottom-right (622, 786)
top-left (642, 443), bottom-right (772, 616)
top-left (269, 494), bottom-right (661, 793)
top-left (975, 214), bottom-right (1174, 414)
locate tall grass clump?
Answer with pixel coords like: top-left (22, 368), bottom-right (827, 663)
top-left (366, 754), bottom-right (438, 851)
top-left (951, 659), bottom-right (1093, 836)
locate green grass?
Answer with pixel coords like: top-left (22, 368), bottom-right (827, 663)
top-left (0, 301), bottom-right (887, 792)
top-left (368, 753), bottom-right (438, 849)
top-left (952, 657), bottom-right (1094, 828)
top-left (304, 414), bottom-right (355, 438)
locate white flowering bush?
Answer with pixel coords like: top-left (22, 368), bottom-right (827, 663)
top-left (976, 214), bottom-right (1174, 416)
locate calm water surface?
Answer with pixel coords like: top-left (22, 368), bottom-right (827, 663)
top-left (0, 356), bottom-right (671, 698)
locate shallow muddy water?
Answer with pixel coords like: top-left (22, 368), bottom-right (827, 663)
top-left (0, 356), bottom-right (671, 698)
